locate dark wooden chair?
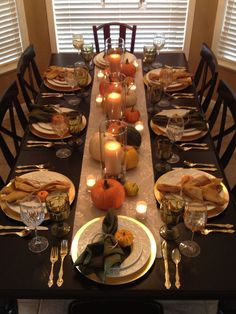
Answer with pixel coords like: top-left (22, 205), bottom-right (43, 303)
top-left (68, 299), bottom-right (163, 314)
top-left (93, 22), bottom-right (137, 53)
top-left (17, 45), bottom-right (42, 111)
top-left (194, 42), bottom-right (218, 114)
top-left (0, 81), bottom-right (27, 183)
top-left (208, 80), bottom-right (236, 170)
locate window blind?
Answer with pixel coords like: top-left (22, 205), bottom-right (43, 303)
top-left (50, 0), bottom-right (191, 53)
top-left (216, 0), bottom-right (236, 63)
top-left (0, 0), bottom-right (23, 66)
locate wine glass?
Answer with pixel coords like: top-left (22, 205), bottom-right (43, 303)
top-left (45, 191), bottom-right (71, 238)
top-left (179, 201), bottom-right (207, 257)
top-left (72, 33), bottom-right (84, 58)
top-left (74, 61), bottom-right (89, 98)
top-left (154, 136), bottom-right (172, 175)
top-left (20, 194), bottom-right (48, 253)
top-left (157, 67), bottom-right (173, 108)
top-left (81, 43), bottom-right (94, 70)
top-left (51, 112), bottom-right (72, 158)
top-left (153, 33), bottom-right (165, 68)
top-left (147, 84), bottom-right (163, 114)
top-left (67, 110), bottom-right (84, 147)
top-left (159, 197), bottom-right (185, 240)
top-left (143, 45), bottom-right (156, 72)
top-left (64, 65), bottom-right (81, 106)
top-left (166, 115), bottom-right (184, 163)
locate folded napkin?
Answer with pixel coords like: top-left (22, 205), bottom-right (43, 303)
top-left (74, 210), bottom-right (131, 281)
top-left (151, 110), bottom-right (206, 130)
top-left (29, 105), bottom-right (58, 123)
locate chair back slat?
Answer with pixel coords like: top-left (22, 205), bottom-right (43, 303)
top-left (17, 45), bottom-right (42, 110)
top-left (93, 22), bottom-right (136, 53)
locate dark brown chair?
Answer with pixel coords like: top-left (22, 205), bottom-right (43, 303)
top-left (17, 45), bottom-right (42, 111)
top-left (93, 22), bottom-right (137, 53)
top-left (209, 80), bottom-right (236, 170)
top-left (194, 43), bottom-right (218, 114)
top-left (0, 81), bottom-right (27, 183)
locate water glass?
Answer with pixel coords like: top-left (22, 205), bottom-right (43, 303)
top-left (67, 110), bottom-right (84, 147)
top-left (64, 65), bottom-right (81, 106)
top-left (166, 115), bottom-right (184, 163)
top-left (74, 62), bottom-right (89, 98)
top-left (153, 33), bottom-right (165, 68)
top-left (143, 45), bottom-right (156, 72)
top-left (72, 33), bottom-right (84, 55)
top-left (20, 194), bottom-right (48, 253)
top-left (155, 136), bottom-right (172, 175)
top-left (81, 43), bottom-right (94, 70)
top-left (157, 67), bottom-right (173, 107)
top-left (179, 201), bottom-right (207, 257)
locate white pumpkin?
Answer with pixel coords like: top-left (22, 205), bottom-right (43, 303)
top-left (123, 90), bottom-right (137, 107)
top-left (89, 132), bottom-right (101, 161)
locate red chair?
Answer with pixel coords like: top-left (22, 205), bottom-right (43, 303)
top-left (93, 22), bottom-right (137, 53)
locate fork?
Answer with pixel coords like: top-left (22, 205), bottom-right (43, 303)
top-left (27, 143), bottom-right (58, 148)
top-left (57, 240), bottom-right (68, 287)
top-left (16, 162), bottom-right (50, 169)
top-left (201, 229), bottom-right (235, 235)
top-left (183, 160), bottom-right (216, 167)
top-left (48, 246), bottom-right (58, 288)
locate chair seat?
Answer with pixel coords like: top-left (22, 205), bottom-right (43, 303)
top-left (68, 299), bottom-right (163, 314)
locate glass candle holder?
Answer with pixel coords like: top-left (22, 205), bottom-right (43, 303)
top-left (134, 120), bottom-right (144, 134)
top-left (99, 119), bottom-right (127, 183)
top-left (86, 175), bottom-right (96, 192)
top-left (105, 37), bottom-right (124, 73)
top-left (136, 201), bottom-right (148, 221)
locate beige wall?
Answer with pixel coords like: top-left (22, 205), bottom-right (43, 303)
top-left (0, 0), bottom-right (235, 97)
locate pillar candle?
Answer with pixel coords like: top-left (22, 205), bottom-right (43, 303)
top-left (104, 140), bottom-right (122, 176)
top-left (107, 53), bottom-right (121, 73)
top-left (106, 92), bottom-right (122, 119)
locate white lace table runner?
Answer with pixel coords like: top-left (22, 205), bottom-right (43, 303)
top-left (72, 60), bottom-right (163, 258)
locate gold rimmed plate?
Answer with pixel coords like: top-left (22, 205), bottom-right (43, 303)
top-left (154, 168), bottom-right (229, 218)
top-left (71, 215), bottom-right (157, 285)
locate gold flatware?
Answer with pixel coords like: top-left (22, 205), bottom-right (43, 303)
top-left (206, 223), bottom-right (234, 229)
top-left (57, 239), bottom-right (68, 287)
top-left (0, 230), bottom-right (31, 237)
top-left (26, 143), bottom-right (58, 148)
top-left (171, 93), bottom-right (194, 96)
top-left (188, 167), bottom-right (217, 172)
top-left (0, 225), bottom-right (48, 231)
top-left (173, 105), bottom-right (198, 110)
top-left (41, 92), bottom-right (64, 98)
top-left (179, 142), bottom-right (208, 147)
top-left (183, 161), bottom-right (216, 167)
top-left (180, 146), bottom-right (209, 151)
top-left (170, 95), bottom-right (194, 99)
top-left (161, 240), bottom-right (171, 289)
top-left (201, 229), bottom-right (235, 235)
top-left (171, 248), bottom-right (181, 289)
top-left (48, 246), bottom-right (58, 288)
top-left (27, 140), bottom-right (65, 145)
top-left (15, 168), bottom-right (49, 174)
top-left (16, 163), bottom-right (50, 169)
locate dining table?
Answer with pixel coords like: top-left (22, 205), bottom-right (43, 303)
top-left (0, 51), bottom-right (236, 301)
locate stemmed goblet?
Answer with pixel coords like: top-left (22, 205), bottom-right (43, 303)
top-left (67, 110), bottom-right (84, 147)
top-left (46, 191), bottom-right (71, 238)
top-left (157, 67), bottom-right (173, 108)
top-left (166, 115), bottom-right (184, 163)
top-left (74, 61), bottom-right (89, 98)
top-left (143, 45), bottom-right (156, 72)
top-left (64, 65), bottom-right (80, 106)
top-left (20, 194), bottom-right (48, 253)
top-left (179, 201), bottom-right (207, 257)
top-left (72, 33), bottom-right (84, 59)
top-left (81, 43), bottom-right (94, 70)
top-left (154, 136), bottom-right (172, 175)
top-left (152, 33), bottom-right (165, 68)
top-left (51, 112), bottom-right (72, 158)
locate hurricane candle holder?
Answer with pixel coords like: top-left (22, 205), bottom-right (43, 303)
top-left (105, 37), bottom-right (124, 73)
top-left (99, 119), bottom-right (127, 183)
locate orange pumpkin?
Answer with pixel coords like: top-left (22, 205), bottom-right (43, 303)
top-left (124, 106), bottom-right (140, 123)
top-left (121, 59), bottom-right (136, 77)
top-left (91, 179), bottom-right (125, 211)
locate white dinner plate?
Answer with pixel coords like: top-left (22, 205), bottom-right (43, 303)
top-left (71, 215), bottom-right (156, 284)
top-left (154, 168), bottom-right (229, 218)
top-left (7, 171), bottom-right (75, 215)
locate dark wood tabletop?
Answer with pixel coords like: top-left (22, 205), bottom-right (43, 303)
top-left (0, 52), bottom-right (236, 300)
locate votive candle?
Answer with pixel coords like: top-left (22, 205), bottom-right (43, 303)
top-left (86, 175), bottom-right (96, 192)
top-left (97, 70), bottom-right (104, 81)
top-left (136, 201), bottom-right (147, 221)
top-left (134, 120), bottom-right (144, 134)
top-left (96, 94), bottom-right (103, 106)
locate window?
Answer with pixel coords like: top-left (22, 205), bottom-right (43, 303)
top-left (46, 0), bottom-right (195, 57)
top-left (0, 0), bottom-right (29, 74)
top-left (212, 0), bottom-right (236, 70)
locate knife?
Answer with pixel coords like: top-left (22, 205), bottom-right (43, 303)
top-left (161, 240), bottom-right (171, 289)
top-left (0, 225), bottom-right (48, 231)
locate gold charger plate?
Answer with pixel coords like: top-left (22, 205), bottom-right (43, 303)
top-left (150, 117), bottom-right (207, 142)
top-left (30, 115), bottom-right (87, 140)
top-left (71, 215), bottom-right (157, 285)
top-left (43, 73), bottom-right (92, 92)
top-left (0, 171), bottom-right (75, 221)
top-left (154, 168), bottom-right (229, 218)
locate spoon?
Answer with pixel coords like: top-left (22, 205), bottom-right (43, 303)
top-left (171, 248), bottom-right (181, 289)
top-left (0, 229), bottom-right (32, 237)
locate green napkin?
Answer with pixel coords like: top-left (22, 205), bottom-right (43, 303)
top-left (151, 110), bottom-right (206, 130)
top-left (29, 105), bottom-right (58, 123)
top-left (74, 210), bottom-right (131, 280)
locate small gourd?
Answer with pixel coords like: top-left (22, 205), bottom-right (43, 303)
top-left (115, 229), bottom-right (134, 247)
top-left (124, 106), bottom-right (141, 124)
top-left (127, 125), bottom-right (142, 148)
top-left (121, 59), bottom-right (136, 77)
